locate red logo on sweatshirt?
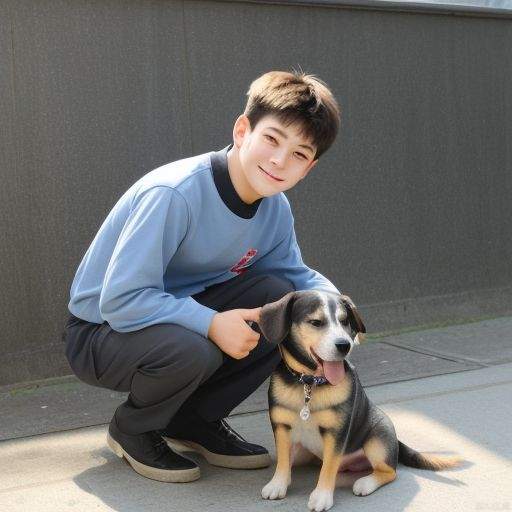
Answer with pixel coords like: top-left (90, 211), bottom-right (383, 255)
top-left (231, 248), bottom-right (258, 275)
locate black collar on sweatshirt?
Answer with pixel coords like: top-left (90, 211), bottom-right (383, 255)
top-left (211, 144), bottom-right (263, 219)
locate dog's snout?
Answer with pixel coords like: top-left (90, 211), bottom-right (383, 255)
top-left (335, 339), bottom-right (351, 356)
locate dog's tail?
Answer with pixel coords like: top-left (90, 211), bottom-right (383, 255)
top-left (398, 441), bottom-right (462, 470)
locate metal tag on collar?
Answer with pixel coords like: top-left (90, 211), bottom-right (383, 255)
top-left (300, 383), bottom-right (313, 421)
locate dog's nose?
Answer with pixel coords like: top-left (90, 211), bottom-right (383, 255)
top-left (335, 339), bottom-right (351, 356)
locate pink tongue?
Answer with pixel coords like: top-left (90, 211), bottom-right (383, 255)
top-left (323, 360), bottom-right (346, 385)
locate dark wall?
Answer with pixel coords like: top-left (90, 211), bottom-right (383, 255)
top-left (1, 0), bottom-right (511, 386)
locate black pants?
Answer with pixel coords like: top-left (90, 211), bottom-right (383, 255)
top-left (63, 271), bottom-right (294, 435)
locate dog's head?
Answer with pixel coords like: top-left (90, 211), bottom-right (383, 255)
top-left (259, 290), bottom-right (366, 385)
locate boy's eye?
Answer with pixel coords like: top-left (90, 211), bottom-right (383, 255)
top-left (295, 152), bottom-right (307, 159)
top-left (264, 134), bottom-right (277, 143)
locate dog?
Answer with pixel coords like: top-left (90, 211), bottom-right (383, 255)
top-left (257, 290), bottom-right (461, 511)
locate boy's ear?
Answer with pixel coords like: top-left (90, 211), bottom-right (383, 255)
top-left (233, 114), bottom-right (251, 148)
top-left (258, 291), bottom-right (297, 344)
top-left (300, 159), bottom-right (318, 180)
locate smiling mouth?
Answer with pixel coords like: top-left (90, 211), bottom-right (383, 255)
top-left (259, 166), bottom-right (284, 182)
top-left (310, 347), bottom-right (346, 386)
top-left (310, 347), bottom-right (323, 367)
top-left (310, 348), bottom-right (327, 375)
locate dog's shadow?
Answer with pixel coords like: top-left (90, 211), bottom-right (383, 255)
top-left (287, 458), bottom-right (469, 510)
top-left (72, 446), bottom-right (471, 512)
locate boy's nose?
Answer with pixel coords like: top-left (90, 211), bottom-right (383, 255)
top-left (270, 152), bottom-right (287, 168)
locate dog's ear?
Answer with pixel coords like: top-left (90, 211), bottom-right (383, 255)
top-left (258, 291), bottom-right (297, 344)
top-left (339, 294), bottom-right (366, 343)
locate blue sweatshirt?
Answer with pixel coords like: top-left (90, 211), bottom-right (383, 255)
top-left (68, 145), bottom-right (340, 337)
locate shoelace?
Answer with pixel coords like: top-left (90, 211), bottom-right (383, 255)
top-left (147, 431), bottom-right (170, 456)
top-left (216, 419), bottom-right (247, 443)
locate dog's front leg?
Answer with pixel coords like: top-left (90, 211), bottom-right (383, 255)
top-left (261, 423), bottom-right (292, 500)
top-left (308, 434), bottom-right (343, 512)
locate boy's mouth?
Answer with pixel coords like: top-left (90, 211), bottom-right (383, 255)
top-left (259, 166), bottom-right (284, 182)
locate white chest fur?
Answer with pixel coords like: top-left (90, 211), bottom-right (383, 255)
top-left (290, 418), bottom-right (324, 459)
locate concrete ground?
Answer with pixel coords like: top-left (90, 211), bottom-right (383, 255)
top-left (1, 316), bottom-right (512, 512)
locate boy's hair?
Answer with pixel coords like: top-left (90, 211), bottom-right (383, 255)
top-left (243, 70), bottom-right (341, 159)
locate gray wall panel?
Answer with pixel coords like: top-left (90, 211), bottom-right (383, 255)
top-left (184, 1), bottom-right (512, 304)
top-left (1, 0), bottom-right (510, 385)
top-left (2, 0), bottom-right (190, 384)
top-left (0, 3), bottom-right (21, 373)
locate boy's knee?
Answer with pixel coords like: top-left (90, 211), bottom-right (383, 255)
top-left (147, 325), bottom-right (223, 382)
top-left (260, 274), bottom-right (296, 303)
top-left (192, 337), bottom-right (224, 382)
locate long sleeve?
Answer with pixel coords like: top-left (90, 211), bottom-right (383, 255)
top-left (251, 214), bottom-right (340, 295)
top-left (98, 186), bottom-right (217, 337)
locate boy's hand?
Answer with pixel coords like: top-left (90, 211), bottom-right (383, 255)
top-left (207, 307), bottom-right (262, 359)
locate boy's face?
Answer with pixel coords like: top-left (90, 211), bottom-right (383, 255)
top-left (231, 114), bottom-right (318, 203)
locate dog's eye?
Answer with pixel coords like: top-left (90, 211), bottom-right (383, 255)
top-left (308, 319), bottom-right (323, 327)
top-left (340, 318), bottom-right (349, 326)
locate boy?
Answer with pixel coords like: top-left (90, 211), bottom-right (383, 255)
top-left (63, 70), bottom-right (341, 483)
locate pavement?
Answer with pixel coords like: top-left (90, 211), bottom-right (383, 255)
top-left (1, 316), bottom-right (512, 512)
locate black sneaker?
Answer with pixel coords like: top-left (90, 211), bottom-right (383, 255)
top-left (161, 411), bottom-right (271, 469)
top-left (107, 415), bottom-right (200, 482)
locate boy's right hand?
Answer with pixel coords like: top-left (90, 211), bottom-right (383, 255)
top-left (207, 308), bottom-right (262, 359)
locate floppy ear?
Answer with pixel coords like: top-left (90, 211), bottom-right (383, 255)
top-left (258, 291), bottom-right (297, 344)
top-left (339, 294), bottom-right (366, 343)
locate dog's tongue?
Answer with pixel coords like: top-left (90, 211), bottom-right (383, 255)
top-left (323, 360), bottom-right (346, 385)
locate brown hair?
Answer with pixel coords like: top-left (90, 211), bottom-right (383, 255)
top-left (243, 70), bottom-right (340, 159)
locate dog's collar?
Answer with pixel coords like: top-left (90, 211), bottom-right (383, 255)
top-left (285, 367), bottom-right (329, 387)
top-left (278, 345), bottom-right (330, 422)
top-left (278, 345), bottom-right (329, 386)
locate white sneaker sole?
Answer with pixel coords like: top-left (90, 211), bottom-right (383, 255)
top-left (163, 437), bottom-right (271, 469)
top-left (107, 432), bottom-right (200, 482)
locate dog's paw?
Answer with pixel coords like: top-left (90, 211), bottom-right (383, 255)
top-left (307, 488), bottom-right (334, 511)
top-left (261, 477), bottom-right (288, 500)
top-left (352, 475), bottom-right (378, 496)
